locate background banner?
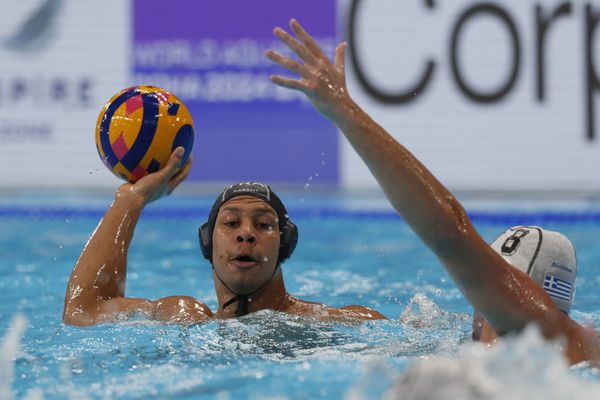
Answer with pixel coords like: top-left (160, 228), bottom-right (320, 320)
top-left (1, 0), bottom-right (600, 192)
top-left (0, 0), bottom-right (129, 187)
top-left (132, 0), bottom-right (339, 185)
top-left (341, 0), bottom-right (600, 191)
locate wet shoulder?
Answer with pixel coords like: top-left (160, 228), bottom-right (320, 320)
top-left (285, 296), bottom-right (387, 321)
top-left (155, 295), bottom-right (214, 323)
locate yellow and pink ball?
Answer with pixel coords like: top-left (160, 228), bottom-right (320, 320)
top-left (95, 85), bottom-right (194, 183)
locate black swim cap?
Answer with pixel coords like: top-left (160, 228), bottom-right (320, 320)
top-left (198, 182), bottom-right (298, 263)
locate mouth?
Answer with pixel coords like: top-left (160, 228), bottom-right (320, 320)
top-left (229, 253), bottom-right (259, 269)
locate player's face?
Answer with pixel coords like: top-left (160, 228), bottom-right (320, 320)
top-left (211, 196), bottom-right (281, 294)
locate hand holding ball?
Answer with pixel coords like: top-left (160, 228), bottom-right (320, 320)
top-left (95, 86), bottom-right (194, 182)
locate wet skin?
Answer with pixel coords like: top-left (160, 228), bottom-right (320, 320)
top-left (63, 149), bottom-right (386, 325)
top-left (63, 18), bottom-right (600, 366)
top-left (211, 196), bottom-right (281, 296)
top-left (209, 196), bottom-right (387, 320)
top-left (265, 19), bottom-right (600, 364)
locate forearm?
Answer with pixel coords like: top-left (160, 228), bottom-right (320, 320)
top-left (268, 19), bottom-right (484, 299)
top-left (335, 111), bottom-right (555, 331)
top-left (335, 105), bottom-right (580, 340)
top-left (268, 22), bottom-right (600, 361)
top-left (64, 190), bottom-right (144, 316)
top-left (331, 98), bottom-right (472, 257)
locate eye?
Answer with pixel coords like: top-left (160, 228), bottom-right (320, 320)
top-left (256, 222), bottom-right (273, 230)
top-left (222, 219), bottom-right (239, 228)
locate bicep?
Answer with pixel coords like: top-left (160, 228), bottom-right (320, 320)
top-left (63, 297), bottom-right (155, 326)
top-left (63, 296), bottom-right (214, 326)
top-left (563, 320), bottom-right (600, 364)
top-left (455, 247), bottom-right (594, 358)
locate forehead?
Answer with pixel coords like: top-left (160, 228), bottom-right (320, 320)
top-left (218, 196), bottom-right (277, 215)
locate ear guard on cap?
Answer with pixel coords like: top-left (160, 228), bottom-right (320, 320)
top-left (199, 222), bottom-right (212, 260)
top-left (198, 220), bottom-right (298, 264)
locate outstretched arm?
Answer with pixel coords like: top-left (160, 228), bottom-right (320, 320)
top-left (266, 20), bottom-right (599, 363)
top-left (63, 148), bottom-right (212, 326)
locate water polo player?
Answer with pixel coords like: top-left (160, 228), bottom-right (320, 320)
top-left (472, 226), bottom-right (578, 343)
top-left (64, 18), bottom-right (600, 365)
top-left (63, 153), bottom-right (385, 326)
top-left (264, 19), bottom-right (600, 364)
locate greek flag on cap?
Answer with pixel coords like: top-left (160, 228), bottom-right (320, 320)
top-left (543, 275), bottom-right (573, 302)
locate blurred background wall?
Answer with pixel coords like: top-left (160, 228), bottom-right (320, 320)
top-left (1, 0), bottom-right (599, 192)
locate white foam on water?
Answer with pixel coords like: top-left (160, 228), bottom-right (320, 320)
top-left (348, 324), bottom-right (600, 400)
top-left (22, 388), bottom-right (45, 400)
top-left (0, 314), bottom-right (27, 400)
top-left (59, 364), bottom-right (92, 400)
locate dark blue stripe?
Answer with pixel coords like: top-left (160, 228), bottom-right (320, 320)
top-left (171, 124), bottom-right (194, 166)
top-left (549, 277), bottom-right (571, 286)
top-left (120, 93), bottom-right (159, 171)
top-left (544, 288), bottom-right (571, 301)
top-left (2, 206), bottom-right (600, 224)
top-left (168, 102), bottom-right (180, 116)
top-left (99, 88), bottom-right (139, 168)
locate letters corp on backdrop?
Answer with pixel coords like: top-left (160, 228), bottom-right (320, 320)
top-left (342, 0), bottom-right (600, 191)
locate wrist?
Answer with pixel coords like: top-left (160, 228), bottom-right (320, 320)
top-left (330, 98), bottom-right (365, 130)
top-left (115, 184), bottom-right (146, 209)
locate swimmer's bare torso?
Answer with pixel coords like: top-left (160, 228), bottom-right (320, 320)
top-left (63, 154), bottom-right (385, 326)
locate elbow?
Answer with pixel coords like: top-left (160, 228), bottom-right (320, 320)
top-left (62, 312), bottom-right (87, 327)
top-left (62, 303), bottom-right (96, 327)
top-left (63, 313), bottom-right (96, 327)
top-left (428, 195), bottom-right (475, 262)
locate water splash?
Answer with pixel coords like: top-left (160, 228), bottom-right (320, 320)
top-left (0, 314), bottom-right (27, 400)
top-left (400, 293), bottom-right (462, 329)
top-left (381, 325), bottom-right (600, 400)
top-left (345, 358), bottom-right (397, 400)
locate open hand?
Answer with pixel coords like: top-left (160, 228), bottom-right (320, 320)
top-left (266, 19), bottom-right (351, 121)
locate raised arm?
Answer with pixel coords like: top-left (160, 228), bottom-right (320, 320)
top-left (266, 20), bottom-right (600, 363)
top-left (63, 148), bottom-right (212, 326)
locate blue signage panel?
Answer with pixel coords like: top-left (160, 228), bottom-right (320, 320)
top-left (133, 0), bottom-right (339, 185)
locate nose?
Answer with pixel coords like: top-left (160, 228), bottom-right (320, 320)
top-left (236, 230), bottom-right (256, 244)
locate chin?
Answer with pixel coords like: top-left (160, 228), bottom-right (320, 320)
top-left (225, 272), bottom-right (262, 292)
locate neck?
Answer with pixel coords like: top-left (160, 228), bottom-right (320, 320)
top-left (214, 268), bottom-right (289, 318)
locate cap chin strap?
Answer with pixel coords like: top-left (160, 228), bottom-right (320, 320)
top-left (214, 264), bottom-right (280, 317)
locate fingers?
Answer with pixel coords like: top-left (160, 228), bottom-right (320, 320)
top-left (166, 158), bottom-right (191, 195)
top-left (127, 147), bottom-right (189, 204)
top-left (269, 74), bottom-right (307, 91)
top-left (273, 27), bottom-right (316, 65)
top-left (162, 147), bottom-right (185, 177)
top-left (334, 42), bottom-right (347, 75)
top-left (169, 156), bottom-right (192, 189)
top-left (155, 147), bottom-right (187, 195)
top-left (265, 49), bottom-right (306, 77)
top-left (289, 19), bottom-right (328, 61)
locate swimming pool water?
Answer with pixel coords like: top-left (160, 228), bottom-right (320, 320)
top-left (2, 191), bottom-right (600, 399)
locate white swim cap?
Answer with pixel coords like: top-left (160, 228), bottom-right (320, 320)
top-left (489, 226), bottom-right (577, 313)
